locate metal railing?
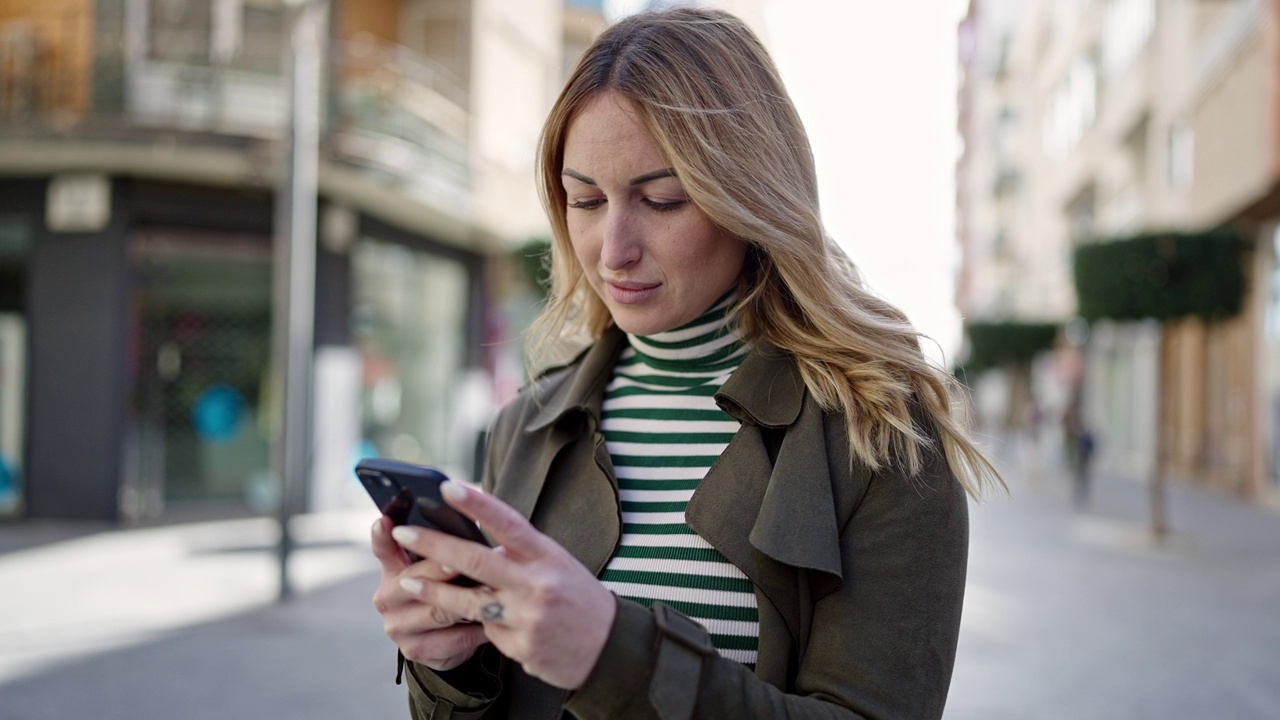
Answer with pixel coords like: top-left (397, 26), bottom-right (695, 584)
top-left (0, 11), bottom-right (471, 208)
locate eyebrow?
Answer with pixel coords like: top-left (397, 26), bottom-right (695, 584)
top-left (561, 168), bottom-right (678, 186)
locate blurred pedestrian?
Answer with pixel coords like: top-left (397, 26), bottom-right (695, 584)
top-left (370, 8), bottom-right (1002, 719)
top-left (1063, 397), bottom-right (1095, 508)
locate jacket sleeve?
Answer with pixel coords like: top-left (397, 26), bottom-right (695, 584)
top-left (404, 648), bottom-right (502, 720)
top-left (403, 402), bottom-right (526, 719)
top-left (563, 432), bottom-right (970, 720)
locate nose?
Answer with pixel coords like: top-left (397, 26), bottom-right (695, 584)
top-left (600, 205), bottom-right (642, 271)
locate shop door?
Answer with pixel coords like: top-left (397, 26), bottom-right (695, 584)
top-left (0, 214), bottom-right (29, 517)
top-left (0, 315), bottom-right (23, 516)
top-left (130, 231), bottom-right (273, 518)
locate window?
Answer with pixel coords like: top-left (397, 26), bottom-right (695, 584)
top-left (352, 240), bottom-right (471, 473)
top-left (147, 0), bottom-right (283, 73)
top-left (1065, 183), bottom-right (1097, 244)
top-left (402, 0), bottom-right (472, 87)
top-left (148, 0), bottom-right (212, 65)
top-left (1124, 113), bottom-right (1150, 187)
top-left (1103, 0), bottom-right (1157, 75)
top-left (1167, 121), bottom-right (1193, 188)
top-left (1043, 54), bottom-right (1098, 159)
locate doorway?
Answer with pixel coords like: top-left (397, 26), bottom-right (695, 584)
top-left (129, 229), bottom-right (273, 519)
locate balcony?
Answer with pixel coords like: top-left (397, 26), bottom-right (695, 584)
top-left (0, 5), bottom-right (472, 224)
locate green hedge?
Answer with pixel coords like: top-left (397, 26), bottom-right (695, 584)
top-left (1072, 229), bottom-right (1248, 322)
top-left (961, 321), bottom-right (1060, 375)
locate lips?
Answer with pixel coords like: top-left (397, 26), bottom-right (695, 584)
top-left (604, 280), bottom-right (660, 305)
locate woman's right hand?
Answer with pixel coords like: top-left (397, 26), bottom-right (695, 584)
top-left (371, 516), bottom-right (490, 670)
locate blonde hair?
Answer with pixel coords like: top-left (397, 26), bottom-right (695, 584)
top-left (532, 8), bottom-right (1002, 498)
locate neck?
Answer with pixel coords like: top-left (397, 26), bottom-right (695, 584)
top-left (626, 291), bottom-right (746, 370)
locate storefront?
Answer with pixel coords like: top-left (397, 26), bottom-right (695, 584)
top-left (0, 176), bottom-right (487, 523)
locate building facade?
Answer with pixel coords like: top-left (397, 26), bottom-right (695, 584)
top-left (958, 0), bottom-right (1280, 501)
top-left (0, 0), bottom-right (604, 522)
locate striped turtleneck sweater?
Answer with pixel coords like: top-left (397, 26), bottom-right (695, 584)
top-left (598, 293), bottom-right (759, 668)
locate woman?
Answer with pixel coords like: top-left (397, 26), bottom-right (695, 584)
top-left (371, 7), bottom-right (1002, 719)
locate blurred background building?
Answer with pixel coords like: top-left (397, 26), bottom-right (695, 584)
top-left (958, 0), bottom-right (1280, 503)
top-left (0, 0), bottom-right (609, 523)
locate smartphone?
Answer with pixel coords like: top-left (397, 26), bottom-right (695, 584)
top-left (356, 458), bottom-right (490, 586)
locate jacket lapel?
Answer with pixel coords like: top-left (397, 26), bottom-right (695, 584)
top-left (509, 329), bottom-right (628, 575)
top-left (687, 344), bottom-right (845, 643)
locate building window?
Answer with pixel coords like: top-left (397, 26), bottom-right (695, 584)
top-left (1103, 0), bottom-right (1157, 75)
top-left (1065, 183), bottom-right (1097, 244)
top-left (147, 0), bottom-right (283, 73)
top-left (352, 239), bottom-right (471, 474)
top-left (148, 0), bottom-right (213, 65)
top-left (402, 0), bottom-right (472, 87)
top-left (1043, 54), bottom-right (1098, 159)
top-left (1167, 120), bottom-right (1194, 188)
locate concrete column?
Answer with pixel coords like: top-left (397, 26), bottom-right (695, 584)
top-left (26, 177), bottom-right (131, 521)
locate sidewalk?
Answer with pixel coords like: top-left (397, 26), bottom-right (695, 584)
top-left (0, 509), bottom-right (408, 719)
top-left (946, 436), bottom-right (1280, 720)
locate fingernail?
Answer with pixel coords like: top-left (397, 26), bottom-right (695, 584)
top-left (391, 526), bottom-right (419, 545)
top-left (399, 577), bottom-right (423, 595)
top-left (371, 518), bottom-right (383, 536)
top-left (440, 565), bottom-right (455, 576)
top-left (441, 481), bottom-right (467, 502)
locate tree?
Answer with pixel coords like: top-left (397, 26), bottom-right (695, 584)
top-left (1072, 228), bottom-right (1249, 538)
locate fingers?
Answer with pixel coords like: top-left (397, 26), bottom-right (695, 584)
top-left (372, 516), bottom-right (463, 584)
top-left (382, 585), bottom-right (469, 634)
top-left (370, 516), bottom-right (409, 574)
top-left (397, 622), bottom-right (489, 671)
top-left (438, 481), bottom-right (554, 561)
top-left (398, 573), bottom-right (513, 627)
top-left (391, 524), bottom-right (520, 590)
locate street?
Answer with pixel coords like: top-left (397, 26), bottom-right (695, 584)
top-left (2, 441), bottom-right (1279, 719)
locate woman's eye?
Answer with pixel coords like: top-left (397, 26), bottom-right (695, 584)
top-left (568, 198), bottom-right (603, 210)
top-left (644, 199), bottom-right (686, 212)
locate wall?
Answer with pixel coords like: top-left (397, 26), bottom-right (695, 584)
top-left (1186, 34), bottom-right (1273, 225)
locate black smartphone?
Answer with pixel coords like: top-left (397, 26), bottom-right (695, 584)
top-left (356, 458), bottom-right (490, 586)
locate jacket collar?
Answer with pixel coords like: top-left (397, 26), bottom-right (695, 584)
top-left (525, 327), bottom-right (629, 433)
top-left (714, 343), bottom-right (804, 428)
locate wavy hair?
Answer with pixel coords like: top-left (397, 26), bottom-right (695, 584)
top-left (531, 7), bottom-right (1002, 498)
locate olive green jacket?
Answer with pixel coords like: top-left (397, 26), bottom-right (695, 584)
top-left (404, 328), bottom-right (969, 720)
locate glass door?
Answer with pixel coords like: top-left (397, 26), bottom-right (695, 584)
top-left (0, 214), bottom-right (29, 517)
top-left (0, 315), bottom-right (24, 517)
top-left (352, 238), bottom-right (470, 475)
top-left (130, 230), bottom-right (273, 518)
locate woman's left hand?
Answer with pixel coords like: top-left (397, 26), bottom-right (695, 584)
top-left (389, 481), bottom-right (617, 691)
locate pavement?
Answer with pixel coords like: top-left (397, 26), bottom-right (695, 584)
top-left (0, 436), bottom-right (1277, 719)
top-left (948, 435), bottom-right (1280, 720)
top-left (0, 510), bottom-right (407, 719)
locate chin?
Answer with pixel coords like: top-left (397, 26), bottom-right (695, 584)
top-left (610, 309), bottom-right (671, 336)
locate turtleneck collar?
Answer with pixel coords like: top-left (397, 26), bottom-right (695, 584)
top-left (626, 290), bottom-right (747, 371)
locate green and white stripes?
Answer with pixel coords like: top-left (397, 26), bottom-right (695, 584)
top-left (599, 294), bottom-right (759, 668)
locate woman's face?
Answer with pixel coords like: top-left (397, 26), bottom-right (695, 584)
top-left (561, 91), bottom-right (747, 336)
